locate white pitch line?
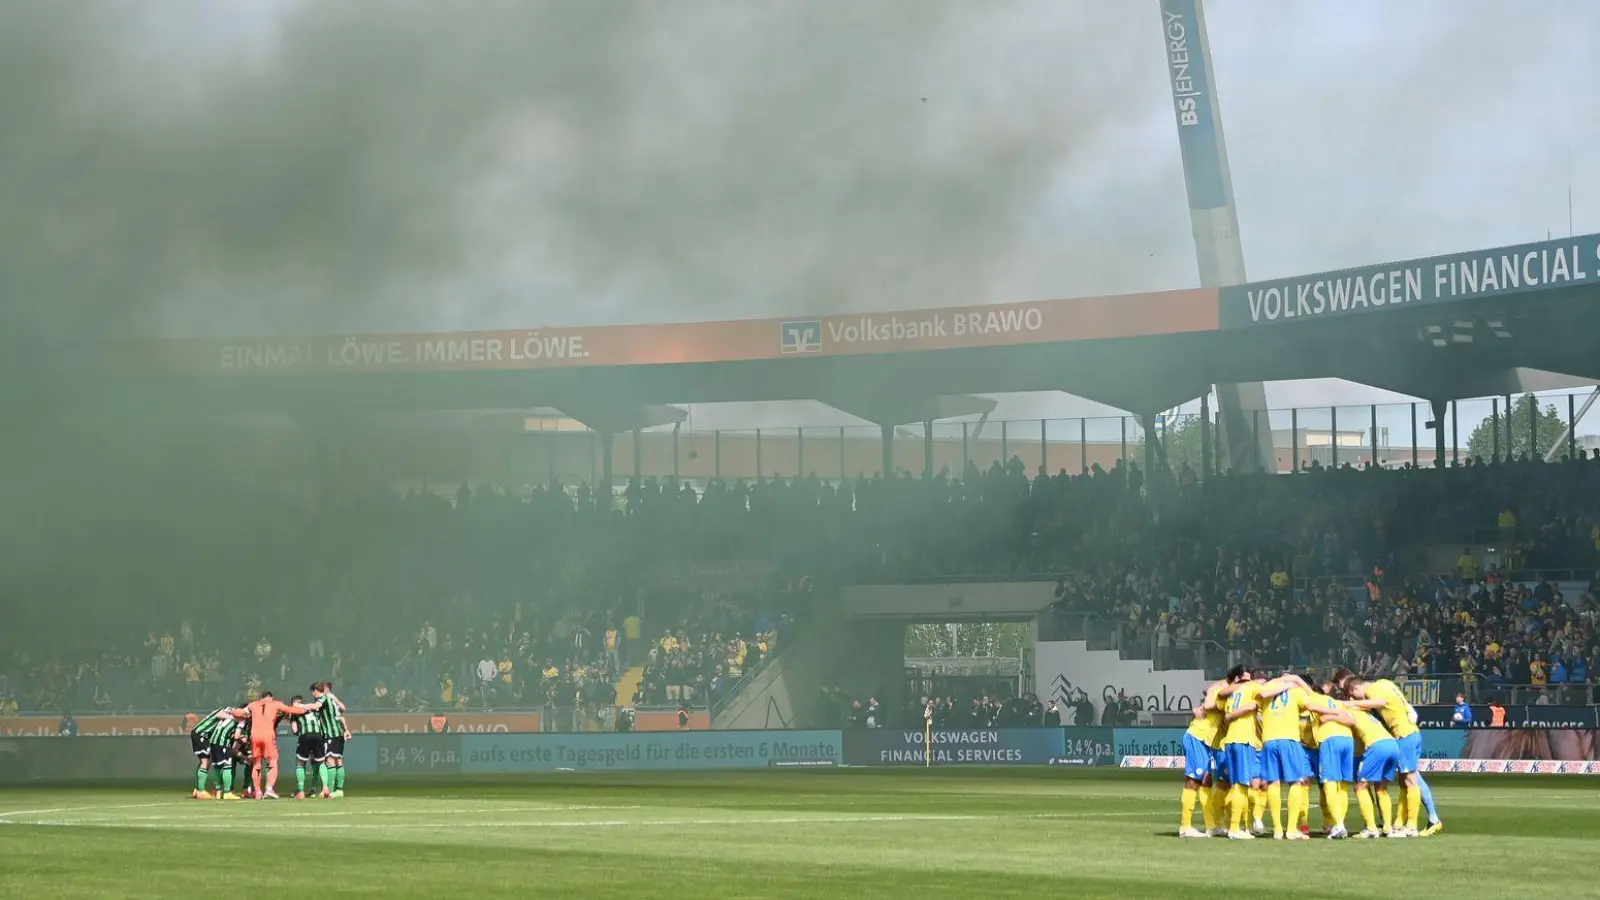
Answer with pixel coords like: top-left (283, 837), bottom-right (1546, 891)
top-left (8, 810), bottom-right (1161, 829)
top-left (0, 802), bottom-right (186, 822)
top-left (95, 804), bottom-right (647, 821)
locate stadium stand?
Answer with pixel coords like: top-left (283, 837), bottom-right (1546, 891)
top-left (2, 454), bottom-right (1598, 719)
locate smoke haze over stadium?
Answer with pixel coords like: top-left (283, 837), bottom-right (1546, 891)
top-left (1, 0), bottom-right (1593, 350)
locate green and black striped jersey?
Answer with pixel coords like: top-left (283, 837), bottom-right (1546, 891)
top-left (191, 708), bottom-right (232, 738)
top-left (200, 712), bottom-right (240, 744)
top-left (315, 695), bottom-right (346, 736)
top-left (300, 702), bottom-right (327, 736)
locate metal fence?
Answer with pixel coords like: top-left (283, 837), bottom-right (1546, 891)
top-left (213, 389), bottom-right (1600, 492)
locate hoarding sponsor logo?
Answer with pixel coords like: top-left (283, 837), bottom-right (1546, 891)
top-left (376, 736), bottom-right (461, 773)
top-left (1162, 7), bottom-right (1203, 128)
top-left (1119, 754), bottom-right (1181, 769)
top-left (843, 728), bottom-right (1064, 766)
top-left (460, 731), bottom-right (841, 773)
top-left (221, 333), bottom-right (590, 372)
top-left (821, 307), bottom-right (1043, 347)
top-left (1224, 235), bottom-right (1600, 327)
top-left (780, 321), bottom-right (822, 354)
top-left (1056, 728), bottom-right (1115, 767)
top-left (1157, 0), bottom-right (1226, 210)
top-left (1112, 728), bottom-right (1186, 760)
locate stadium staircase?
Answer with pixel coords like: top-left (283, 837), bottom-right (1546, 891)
top-left (712, 605), bottom-right (904, 730)
top-left (615, 666), bottom-right (646, 708)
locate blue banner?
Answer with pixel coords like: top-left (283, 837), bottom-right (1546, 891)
top-left (1054, 727), bottom-right (1114, 767)
top-left (458, 730), bottom-right (841, 773)
top-left (373, 734), bottom-right (461, 774)
top-left (1112, 727), bottom-right (1188, 761)
top-left (1220, 233), bottom-right (1600, 328)
top-left (1159, 0), bottom-right (1227, 211)
top-left (842, 728), bottom-right (1065, 766)
top-left (1421, 731), bottom-right (1465, 759)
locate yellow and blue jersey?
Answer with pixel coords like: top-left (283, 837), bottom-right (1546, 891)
top-left (1181, 683), bottom-right (1226, 781)
top-left (1259, 685), bottom-right (1312, 784)
top-left (1308, 694), bottom-right (1355, 783)
top-left (1364, 679), bottom-right (1420, 739)
top-left (1259, 685), bottom-right (1307, 744)
top-left (1365, 679), bottom-right (1423, 774)
top-left (1185, 683), bottom-right (1225, 747)
top-left (1221, 683), bottom-right (1262, 749)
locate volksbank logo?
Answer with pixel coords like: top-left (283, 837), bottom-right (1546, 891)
top-left (780, 320), bottom-right (822, 354)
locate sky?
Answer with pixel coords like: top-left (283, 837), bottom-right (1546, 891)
top-left (3, 0), bottom-right (1596, 431)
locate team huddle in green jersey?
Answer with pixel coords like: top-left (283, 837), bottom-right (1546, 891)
top-left (187, 681), bottom-right (350, 801)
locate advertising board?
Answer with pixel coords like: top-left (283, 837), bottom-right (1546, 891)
top-left (459, 730), bottom-right (840, 773)
top-left (1053, 727), bottom-right (1114, 767)
top-left (842, 728), bottom-right (1065, 767)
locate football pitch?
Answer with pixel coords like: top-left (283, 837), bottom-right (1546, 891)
top-left (1, 769), bottom-right (1594, 899)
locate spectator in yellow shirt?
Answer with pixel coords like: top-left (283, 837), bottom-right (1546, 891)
top-left (1498, 506), bottom-right (1517, 541)
top-left (623, 614), bottom-right (642, 666)
top-left (1457, 549), bottom-right (1477, 582)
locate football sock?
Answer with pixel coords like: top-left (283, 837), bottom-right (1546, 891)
top-left (1180, 787), bottom-right (1197, 831)
top-left (1377, 789), bottom-right (1393, 830)
top-left (1266, 784), bottom-right (1283, 834)
top-left (1197, 785), bottom-right (1215, 830)
top-left (1288, 783), bottom-right (1308, 831)
top-left (1355, 787), bottom-right (1377, 831)
top-left (296, 765), bottom-right (307, 793)
top-left (1418, 777), bottom-right (1439, 823)
top-left (195, 766), bottom-right (208, 793)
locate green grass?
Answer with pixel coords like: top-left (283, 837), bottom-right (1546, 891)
top-left (1, 770), bottom-right (1596, 899)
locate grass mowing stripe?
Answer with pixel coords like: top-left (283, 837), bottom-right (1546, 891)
top-left (3, 770), bottom-right (1597, 899)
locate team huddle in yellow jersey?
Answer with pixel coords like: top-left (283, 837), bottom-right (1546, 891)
top-left (1178, 665), bottom-right (1444, 840)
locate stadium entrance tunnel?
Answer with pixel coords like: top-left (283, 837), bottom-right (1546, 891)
top-left (713, 582), bottom-right (1057, 731)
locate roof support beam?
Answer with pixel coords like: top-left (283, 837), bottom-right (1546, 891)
top-left (814, 392), bottom-right (997, 429)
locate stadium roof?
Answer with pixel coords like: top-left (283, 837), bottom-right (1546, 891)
top-left (106, 232), bottom-right (1600, 428)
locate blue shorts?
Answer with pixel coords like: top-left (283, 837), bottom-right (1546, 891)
top-left (1224, 743), bottom-right (1259, 784)
top-left (1182, 734), bottom-right (1215, 781)
top-left (1395, 732), bottom-right (1422, 775)
top-left (1318, 736), bottom-right (1355, 783)
top-left (1305, 747), bottom-right (1320, 781)
top-left (1212, 746), bottom-right (1229, 782)
top-left (1261, 739), bottom-right (1312, 784)
top-left (1358, 739), bottom-right (1399, 784)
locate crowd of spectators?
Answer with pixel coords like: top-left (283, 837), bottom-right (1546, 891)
top-left (3, 451), bottom-right (1599, 718)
